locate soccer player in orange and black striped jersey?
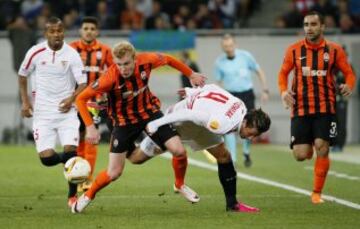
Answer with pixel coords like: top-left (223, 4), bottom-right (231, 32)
top-left (71, 41), bottom-right (206, 213)
top-left (70, 17), bottom-right (114, 190)
top-left (278, 11), bottom-right (356, 204)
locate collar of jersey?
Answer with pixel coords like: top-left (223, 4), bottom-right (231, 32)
top-left (79, 39), bottom-right (100, 50)
top-left (304, 38), bottom-right (326, 50)
top-left (45, 40), bottom-right (66, 54)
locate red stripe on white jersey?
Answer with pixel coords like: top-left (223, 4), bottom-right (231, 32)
top-left (25, 47), bottom-right (46, 70)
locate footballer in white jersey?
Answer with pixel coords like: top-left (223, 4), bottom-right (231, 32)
top-left (147, 84), bottom-right (256, 150)
top-left (18, 17), bottom-right (87, 208)
top-left (128, 84), bottom-right (271, 213)
top-left (18, 41), bottom-right (86, 119)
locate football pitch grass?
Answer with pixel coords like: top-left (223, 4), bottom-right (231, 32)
top-left (0, 144), bottom-right (359, 229)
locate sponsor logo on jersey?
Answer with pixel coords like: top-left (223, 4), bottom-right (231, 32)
top-left (61, 61), bottom-right (68, 68)
top-left (302, 67), bottom-right (327, 77)
top-left (84, 66), bottom-right (100, 72)
top-left (140, 71), bottom-right (147, 80)
top-left (323, 52), bottom-right (329, 62)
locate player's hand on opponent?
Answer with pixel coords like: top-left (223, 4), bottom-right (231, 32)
top-left (281, 90), bottom-right (295, 109)
top-left (189, 72), bottom-right (206, 87)
top-left (85, 124), bottom-right (100, 145)
top-left (21, 101), bottom-right (33, 118)
top-left (339, 84), bottom-right (352, 97)
top-left (58, 96), bottom-right (74, 113)
top-left (177, 88), bottom-right (186, 99)
top-left (145, 122), bottom-right (158, 136)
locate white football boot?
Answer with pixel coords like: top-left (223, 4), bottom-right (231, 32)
top-left (173, 184), bottom-right (200, 203)
top-left (71, 193), bottom-right (91, 213)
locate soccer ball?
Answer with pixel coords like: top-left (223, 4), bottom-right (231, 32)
top-left (64, 156), bottom-right (91, 184)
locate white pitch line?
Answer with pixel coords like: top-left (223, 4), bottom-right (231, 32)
top-left (161, 154), bottom-right (360, 210)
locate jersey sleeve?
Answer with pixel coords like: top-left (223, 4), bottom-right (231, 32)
top-left (18, 46), bottom-right (37, 77)
top-left (71, 51), bottom-right (87, 85)
top-left (335, 46), bottom-right (356, 90)
top-left (278, 46), bottom-right (295, 94)
top-left (105, 46), bottom-right (115, 67)
top-left (76, 69), bottom-right (115, 126)
top-left (148, 53), bottom-right (193, 77)
top-left (245, 51), bottom-right (260, 71)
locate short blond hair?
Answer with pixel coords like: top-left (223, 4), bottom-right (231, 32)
top-left (112, 41), bottom-right (136, 59)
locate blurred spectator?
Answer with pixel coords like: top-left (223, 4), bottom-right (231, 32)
top-left (35, 3), bottom-right (51, 30)
top-left (293, 0), bottom-right (316, 16)
top-left (348, 0), bottom-right (360, 26)
top-left (172, 4), bottom-right (192, 31)
top-left (0, 0), bottom-right (22, 30)
top-left (7, 16), bottom-right (37, 72)
top-left (63, 9), bottom-right (80, 30)
top-left (311, 0), bottom-right (338, 20)
top-left (95, 0), bottom-right (116, 29)
top-left (194, 3), bottom-right (222, 29)
top-left (179, 50), bottom-right (199, 90)
top-left (324, 14), bottom-right (337, 28)
top-left (237, 0), bottom-right (262, 27)
top-left (208, 0), bottom-right (236, 28)
top-left (136, 0), bottom-right (153, 19)
top-left (120, 0), bottom-right (144, 30)
top-left (339, 13), bottom-right (360, 33)
top-left (274, 15), bottom-right (287, 28)
top-left (21, 0), bottom-right (44, 26)
top-left (145, 0), bottom-right (170, 29)
top-left (281, 1), bottom-right (304, 28)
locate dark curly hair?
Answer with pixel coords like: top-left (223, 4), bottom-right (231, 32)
top-left (244, 108), bottom-right (271, 135)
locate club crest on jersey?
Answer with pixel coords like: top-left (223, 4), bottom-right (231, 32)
top-left (140, 71), bottom-right (147, 80)
top-left (91, 80), bottom-right (99, 89)
top-left (323, 52), bottom-right (330, 62)
top-left (96, 51), bottom-right (102, 60)
top-left (113, 139), bottom-right (118, 148)
top-left (209, 120), bottom-right (220, 130)
top-left (61, 61), bottom-right (68, 68)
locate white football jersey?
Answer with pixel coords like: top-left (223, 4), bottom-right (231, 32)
top-left (173, 84), bottom-right (247, 135)
top-left (18, 41), bottom-right (86, 119)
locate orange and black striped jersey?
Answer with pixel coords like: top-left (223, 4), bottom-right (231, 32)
top-left (278, 38), bottom-right (356, 117)
top-left (70, 39), bottom-right (114, 86)
top-left (76, 52), bottom-right (193, 126)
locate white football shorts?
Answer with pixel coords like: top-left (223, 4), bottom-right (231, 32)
top-left (175, 121), bottom-right (223, 151)
top-left (32, 115), bottom-right (80, 153)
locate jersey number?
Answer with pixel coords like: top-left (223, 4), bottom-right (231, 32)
top-left (198, 92), bottom-right (229, 104)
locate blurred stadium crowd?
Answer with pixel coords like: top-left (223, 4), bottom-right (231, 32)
top-left (0, 0), bottom-right (359, 33)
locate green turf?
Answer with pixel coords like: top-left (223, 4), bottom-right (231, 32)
top-left (0, 144), bottom-right (359, 229)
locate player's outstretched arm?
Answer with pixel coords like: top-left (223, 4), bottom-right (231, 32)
top-left (146, 109), bottom-right (209, 135)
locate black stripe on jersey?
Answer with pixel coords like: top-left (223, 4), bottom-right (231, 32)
top-left (292, 49), bottom-right (299, 116)
top-left (119, 76), bottom-right (131, 125)
top-left (129, 69), bottom-right (143, 121)
top-left (95, 49), bottom-right (101, 80)
top-left (312, 49), bottom-right (320, 113)
top-left (323, 45), bottom-right (330, 113)
top-left (108, 84), bottom-right (119, 126)
top-left (301, 45), bottom-right (309, 115)
top-left (86, 51), bottom-right (92, 82)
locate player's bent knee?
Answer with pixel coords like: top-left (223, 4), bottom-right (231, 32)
top-left (107, 169), bottom-right (123, 181)
top-left (39, 154), bottom-right (60, 166)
